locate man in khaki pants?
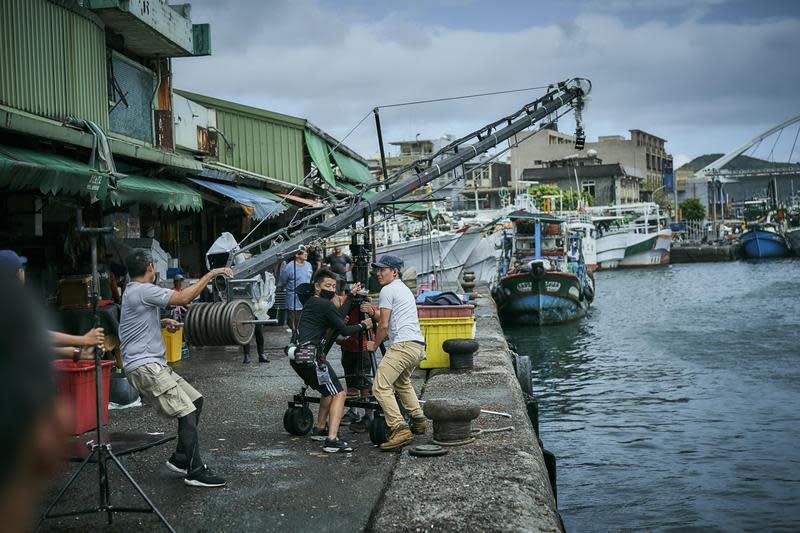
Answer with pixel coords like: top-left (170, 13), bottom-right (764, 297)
top-left (366, 255), bottom-right (428, 450)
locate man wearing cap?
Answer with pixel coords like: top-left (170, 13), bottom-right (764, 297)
top-left (0, 249), bottom-right (28, 284)
top-left (0, 249), bottom-right (104, 358)
top-left (366, 255), bottom-right (428, 451)
top-left (277, 247), bottom-right (312, 344)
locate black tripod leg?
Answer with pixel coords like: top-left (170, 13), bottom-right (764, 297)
top-left (106, 450), bottom-right (176, 533)
top-left (35, 448), bottom-right (98, 530)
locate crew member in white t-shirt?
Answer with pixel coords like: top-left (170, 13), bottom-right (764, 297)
top-left (365, 255), bottom-right (428, 450)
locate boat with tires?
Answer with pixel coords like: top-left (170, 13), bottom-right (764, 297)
top-left (492, 210), bottom-right (594, 325)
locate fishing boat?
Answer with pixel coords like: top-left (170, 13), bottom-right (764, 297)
top-left (376, 224), bottom-right (484, 289)
top-left (566, 214), bottom-right (598, 271)
top-left (492, 210), bottom-right (594, 325)
top-left (590, 203), bottom-right (672, 269)
top-left (740, 224), bottom-right (788, 258)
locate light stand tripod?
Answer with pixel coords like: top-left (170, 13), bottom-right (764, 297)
top-left (37, 215), bottom-right (175, 532)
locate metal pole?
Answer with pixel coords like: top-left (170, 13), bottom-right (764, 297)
top-left (374, 108), bottom-right (390, 189)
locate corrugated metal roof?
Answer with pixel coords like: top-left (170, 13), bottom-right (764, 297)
top-left (0, 0), bottom-right (108, 128)
top-left (174, 90), bottom-right (306, 128)
top-left (176, 90), bottom-right (306, 186)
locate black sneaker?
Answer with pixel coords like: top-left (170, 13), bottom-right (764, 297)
top-left (349, 417), bottom-right (369, 433)
top-left (184, 465), bottom-right (226, 488)
top-left (258, 353), bottom-right (269, 363)
top-left (166, 453), bottom-right (188, 475)
top-left (341, 409), bottom-right (360, 426)
top-left (323, 438), bottom-right (354, 453)
top-left (309, 426), bottom-right (328, 441)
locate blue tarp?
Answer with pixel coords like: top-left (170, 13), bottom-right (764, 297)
top-left (188, 178), bottom-right (286, 220)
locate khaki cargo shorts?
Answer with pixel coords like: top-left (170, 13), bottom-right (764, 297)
top-left (127, 363), bottom-right (201, 419)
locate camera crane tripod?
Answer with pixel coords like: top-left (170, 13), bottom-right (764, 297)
top-left (37, 213), bottom-right (175, 532)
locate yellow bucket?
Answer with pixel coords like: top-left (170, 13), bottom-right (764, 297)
top-left (418, 317), bottom-right (476, 369)
top-left (161, 328), bottom-right (183, 364)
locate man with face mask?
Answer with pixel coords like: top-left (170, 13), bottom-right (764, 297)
top-left (291, 269), bottom-right (372, 453)
top-left (120, 249), bottom-right (233, 487)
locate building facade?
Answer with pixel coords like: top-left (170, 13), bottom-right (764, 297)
top-left (510, 128), bottom-right (671, 200)
top-left (521, 155), bottom-right (642, 206)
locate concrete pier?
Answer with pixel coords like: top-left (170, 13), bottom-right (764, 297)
top-left (371, 294), bottom-right (561, 532)
top-left (671, 243), bottom-right (740, 263)
top-left (39, 293), bottom-right (560, 532)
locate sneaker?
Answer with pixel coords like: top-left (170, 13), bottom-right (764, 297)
top-left (350, 417), bottom-right (369, 433)
top-left (380, 426), bottom-right (413, 451)
top-left (323, 438), bottom-right (354, 453)
top-left (184, 465), bottom-right (226, 488)
top-left (258, 353), bottom-right (269, 363)
top-left (410, 416), bottom-right (428, 435)
top-left (341, 408), bottom-right (360, 426)
top-left (166, 454), bottom-right (188, 475)
top-left (309, 426), bottom-right (328, 441)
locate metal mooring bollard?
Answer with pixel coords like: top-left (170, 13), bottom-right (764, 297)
top-left (423, 398), bottom-right (481, 444)
top-left (443, 339), bottom-right (479, 371)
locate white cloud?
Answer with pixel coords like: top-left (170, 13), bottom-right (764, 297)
top-left (174, 1), bottom-right (800, 161)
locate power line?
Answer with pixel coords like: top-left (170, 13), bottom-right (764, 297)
top-left (376, 85), bottom-right (551, 110)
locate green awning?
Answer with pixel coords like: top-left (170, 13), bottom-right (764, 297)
top-left (0, 144), bottom-right (109, 200)
top-left (304, 130), bottom-right (336, 188)
top-left (398, 202), bottom-right (439, 220)
top-left (337, 181), bottom-right (376, 198)
top-left (331, 150), bottom-right (374, 185)
top-left (112, 175), bottom-right (203, 212)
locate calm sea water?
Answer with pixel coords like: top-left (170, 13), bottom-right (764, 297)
top-left (504, 259), bottom-right (800, 532)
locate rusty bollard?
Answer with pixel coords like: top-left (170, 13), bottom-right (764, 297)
top-left (423, 398), bottom-right (481, 445)
top-left (443, 339), bottom-right (479, 371)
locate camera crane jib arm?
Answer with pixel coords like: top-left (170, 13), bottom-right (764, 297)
top-left (231, 78), bottom-right (591, 280)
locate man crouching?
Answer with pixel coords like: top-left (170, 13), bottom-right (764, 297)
top-left (291, 269), bottom-right (372, 453)
top-left (120, 249), bottom-right (232, 487)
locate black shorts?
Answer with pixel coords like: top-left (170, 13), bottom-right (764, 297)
top-left (341, 350), bottom-right (373, 391)
top-left (290, 360), bottom-right (344, 397)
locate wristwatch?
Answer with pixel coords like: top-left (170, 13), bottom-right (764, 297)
top-left (72, 347), bottom-right (81, 362)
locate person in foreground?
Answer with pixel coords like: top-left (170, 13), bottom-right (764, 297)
top-left (0, 276), bottom-right (71, 532)
top-left (366, 255), bottom-right (429, 451)
top-left (120, 249), bottom-right (232, 487)
top-left (291, 269), bottom-right (372, 453)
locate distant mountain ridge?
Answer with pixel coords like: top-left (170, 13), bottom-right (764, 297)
top-left (679, 154), bottom-right (800, 172)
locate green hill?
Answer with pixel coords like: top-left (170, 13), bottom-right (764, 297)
top-left (678, 154), bottom-right (800, 172)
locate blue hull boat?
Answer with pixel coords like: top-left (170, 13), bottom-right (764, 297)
top-left (740, 229), bottom-right (788, 258)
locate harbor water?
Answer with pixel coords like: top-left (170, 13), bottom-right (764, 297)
top-left (504, 259), bottom-right (800, 532)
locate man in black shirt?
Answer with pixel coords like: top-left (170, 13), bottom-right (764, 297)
top-left (324, 246), bottom-right (352, 278)
top-left (291, 269), bottom-right (372, 453)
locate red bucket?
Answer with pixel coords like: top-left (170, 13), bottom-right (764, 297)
top-left (52, 360), bottom-right (115, 435)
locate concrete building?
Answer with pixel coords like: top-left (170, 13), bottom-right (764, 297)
top-left (510, 128), bottom-right (671, 200)
top-left (383, 135), bottom-right (467, 210)
top-left (460, 160), bottom-right (512, 210)
top-left (522, 154), bottom-right (643, 206)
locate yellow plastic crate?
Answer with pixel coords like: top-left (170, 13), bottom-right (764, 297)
top-left (161, 328), bottom-right (183, 364)
top-left (418, 317), bottom-right (476, 369)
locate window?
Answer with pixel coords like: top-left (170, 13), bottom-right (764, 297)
top-left (581, 179), bottom-right (596, 198)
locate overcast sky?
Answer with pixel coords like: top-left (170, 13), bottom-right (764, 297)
top-left (173, 0), bottom-right (800, 169)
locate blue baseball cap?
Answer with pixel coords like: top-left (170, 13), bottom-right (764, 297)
top-left (0, 250), bottom-right (27, 275)
top-left (372, 255), bottom-right (404, 271)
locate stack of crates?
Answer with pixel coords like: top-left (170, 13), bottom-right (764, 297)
top-left (417, 305), bottom-right (476, 369)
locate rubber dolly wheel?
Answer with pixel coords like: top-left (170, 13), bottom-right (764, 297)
top-left (283, 406), bottom-right (314, 436)
top-left (369, 415), bottom-right (390, 445)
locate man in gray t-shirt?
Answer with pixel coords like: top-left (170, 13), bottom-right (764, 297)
top-left (366, 255), bottom-right (428, 451)
top-left (119, 249), bottom-right (232, 488)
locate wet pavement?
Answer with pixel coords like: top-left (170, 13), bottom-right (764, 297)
top-left (38, 326), bottom-right (404, 532)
